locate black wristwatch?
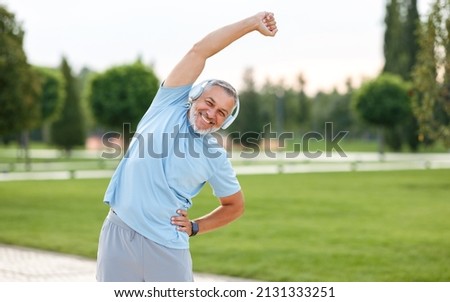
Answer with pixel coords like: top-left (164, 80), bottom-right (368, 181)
top-left (190, 221), bottom-right (199, 237)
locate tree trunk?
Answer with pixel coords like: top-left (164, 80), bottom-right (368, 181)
top-left (20, 130), bottom-right (31, 171)
top-left (378, 127), bottom-right (385, 156)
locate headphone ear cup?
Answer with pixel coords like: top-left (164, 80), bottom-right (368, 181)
top-left (221, 97), bottom-right (240, 129)
top-left (189, 80), bottom-right (210, 101)
top-left (221, 116), bottom-right (234, 130)
top-left (189, 85), bottom-right (203, 101)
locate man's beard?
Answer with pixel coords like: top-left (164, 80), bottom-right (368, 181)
top-left (188, 102), bottom-right (220, 135)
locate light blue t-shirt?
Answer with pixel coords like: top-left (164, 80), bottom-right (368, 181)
top-left (103, 84), bottom-right (241, 249)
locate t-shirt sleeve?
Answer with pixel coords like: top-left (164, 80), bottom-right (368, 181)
top-left (138, 83), bottom-right (192, 128)
top-left (151, 82), bottom-right (192, 107)
top-left (208, 155), bottom-right (241, 198)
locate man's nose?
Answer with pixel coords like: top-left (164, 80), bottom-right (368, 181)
top-left (206, 108), bottom-right (216, 119)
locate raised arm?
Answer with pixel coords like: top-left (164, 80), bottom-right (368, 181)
top-left (164, 12), bottom-right (278, 87)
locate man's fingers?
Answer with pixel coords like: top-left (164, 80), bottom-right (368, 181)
top-left (171, 209), bottom-right (189, 226)
top-left (177, 209), bottom-right (188, 217)
top-left (171, 209), bottom-right (193, 234)
top-left (260, 12), bottom-right (278, 36)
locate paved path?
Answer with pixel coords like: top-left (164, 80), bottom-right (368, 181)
top-left (0, 244), bottom-right (253, 282)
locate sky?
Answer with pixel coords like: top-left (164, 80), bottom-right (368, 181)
top-left (2, 0), bottom-right (435, 95)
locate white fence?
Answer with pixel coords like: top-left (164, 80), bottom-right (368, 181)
top-left (0, 150), bottom-right (449, 181)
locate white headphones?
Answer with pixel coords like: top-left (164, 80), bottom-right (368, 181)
top-left (188, 80), bottom-right (240, 130)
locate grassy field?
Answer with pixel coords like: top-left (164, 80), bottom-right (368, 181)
top-left (0, 169), bottom-right (449, 281)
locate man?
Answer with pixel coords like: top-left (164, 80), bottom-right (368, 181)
top-left (96, 11), bottom-right (278, 282)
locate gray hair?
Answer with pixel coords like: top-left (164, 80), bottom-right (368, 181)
top-left (204, 79), bottom-right (239, 108)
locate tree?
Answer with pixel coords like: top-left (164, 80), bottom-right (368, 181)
top-left (384, 0), bottom-right (420, 80)
top-left (34, 66), bottom-right (65, 142)
top-left (227, 68), bottom-right (264, 147)
top-left (412, 0), bottom-right (450, 149)
top-left (0, 6), bottom-right (40, 135)
top-left (327, 91), bottom-right (355, 138)
top-left (382, 0), bottom-right (421, 151)
top-left (352, 73), bottom-right (412, 154)
top-left (0, 5), bottom-right (40, 166)
top-left (384, 0), bottom-right (405, 76)
top-left (297, 73), bottom-right (310, 129)
top-left (78, 67), bottom-right (96, 133)
top-left (89, 61), bottom-right (159, 152)
top-left (51, 57), bottom-right (86, 154)
top-left (403, 0), bottom-right (420, 81)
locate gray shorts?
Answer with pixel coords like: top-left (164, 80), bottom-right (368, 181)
top-left (96, 209), bottom-right (193, 282)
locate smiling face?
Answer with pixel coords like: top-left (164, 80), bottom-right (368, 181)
top-left (188, 85), bottom-right (235, 135)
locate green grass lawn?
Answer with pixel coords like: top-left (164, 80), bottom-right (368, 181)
top-left (0, 169), bottom-right (449, 281)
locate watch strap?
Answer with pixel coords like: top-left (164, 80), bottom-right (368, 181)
top-left (190, 221), bottom-right (199, 237)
